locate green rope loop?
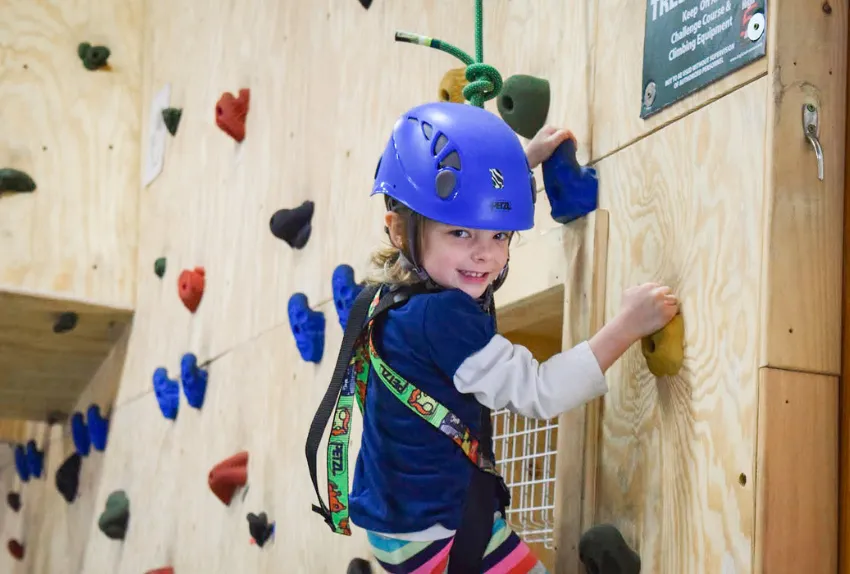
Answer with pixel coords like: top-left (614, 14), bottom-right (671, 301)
top-left (394, 0), bottom-right (501, 108)
top-left (463, 63), bottom-right (502, 108)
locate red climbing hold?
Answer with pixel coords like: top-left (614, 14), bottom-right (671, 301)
top-left (178, 267), bottom-right (205, 313)
top-left (7, 539), bottom-right (24, 561)
top-left (208, 451), bottom-right (249, 505)
top-left (215, 89), bottom-right (250, 142)
top-left (145, 569), bottom-right (175, 574)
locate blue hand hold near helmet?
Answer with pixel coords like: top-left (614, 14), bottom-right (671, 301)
top-left (371, 101), bottom-right (536, 290)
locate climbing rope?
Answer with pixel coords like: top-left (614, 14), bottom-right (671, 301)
top-left (394, 0), bottom-right (502, 108)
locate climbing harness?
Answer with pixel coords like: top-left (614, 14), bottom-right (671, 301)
top-left (306, 282), bottom-right (510, 573)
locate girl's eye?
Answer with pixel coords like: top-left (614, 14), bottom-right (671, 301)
top-left (494, 232), bottom-right (510, 241)
top-left (450, 229), bottom-right (470, 238)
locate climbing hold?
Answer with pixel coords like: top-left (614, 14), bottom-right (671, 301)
top-left (26, 440), bottom-right (44, 479)
top-left (288, 293), bottom-right (325, 363)
top-left (53, 311), bottom-right (79, 333)
top-left (71, 411), bottom-right (91, 456)
top-left (145, 569), bottom-right (175, 574)
top-left (87, 404), bottom-right (109, 451)
top-left (180, 352), bottom-right (208, 409)
top-left (178, 267), bottom-right (205, 313)
top-left (348, 558), bottom-right (373, 574)
top-left (215, 88), bottom-right (250, 142)
top-left (14, 444), bottom-right (29, 482)
top-left (208, 451), bottom-right (249, 505)
top-left (0, 168), bottom-right (36, 193)
top-left (154, 257), bottom-right (167, 278)
top-left (332, 264), bottom-right (364, 329)
top-left (542, 136), bottom-right (598, 225)
top-left (6, 492), bottom-right (21, 512)
top-left (359, 0), bottom-right (372, 8)
top-left (496, 74), bottom-right (551, 140)
top-left (56, 453), bottom-right (82, 503)
top-left (270, 200), bottom-right (314, 249)
top-left (641, 313), bottom-right (685, 377)
top-left (7, 539), bottom-right (24, 561)
top-left (77, 42), bottom-right (110, 71)
top-left (247, 511), bottom-right (275, 547)
top-left (438, 68), bottom-right (469, 103)
top-left (98, 490), bottom-right (130, 540)
top-left (162, 108), bottom-right (182, 136)
top-left (153, 368), bottom-right (180, 420)
top-left (578, 524), bottom-right (641, 574)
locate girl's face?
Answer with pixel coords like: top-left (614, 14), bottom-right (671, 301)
top-left (419, 220), bottom-right (511, 299)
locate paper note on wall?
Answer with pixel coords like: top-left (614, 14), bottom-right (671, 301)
top-left (142, 84), bottom-right (171, 187)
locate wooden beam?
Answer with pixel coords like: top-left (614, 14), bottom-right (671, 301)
top-left (760, 0), bottom-right (847, 373)
top-left (754, 368), bottom-right (838, 574)
top-left (552, 209), bottom-right (609, 573)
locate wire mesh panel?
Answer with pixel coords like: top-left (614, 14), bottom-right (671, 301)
top-left (491, 408), bottom-right (559, 548)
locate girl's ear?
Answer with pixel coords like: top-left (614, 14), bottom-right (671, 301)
top-left (384, 211), bottom-right (405, 250)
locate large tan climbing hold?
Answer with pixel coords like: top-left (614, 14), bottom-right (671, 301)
top-left (438, 68), bottom-right (468, 104)
top-left (641, 314), bottom-right (684, 377)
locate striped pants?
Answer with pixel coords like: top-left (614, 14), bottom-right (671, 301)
top-left (366, 515), bottom-right (549, 574)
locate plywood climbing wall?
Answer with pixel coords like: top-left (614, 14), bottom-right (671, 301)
top-left (0, 0), bottom-right (845, 573)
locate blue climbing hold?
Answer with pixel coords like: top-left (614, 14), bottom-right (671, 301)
top-left (542, 138), bottom-right (599, 225)
top-left (87, 404), bottom-right (109, 451)
top-left (71, 412), bottom-right (91, 456)
top-left (26, 440), bottom-right (43, 479)
top-left (288, 292), bottom-right (325, 363)
top-left (14, 444), bottom-right (29, 482)
top-left (332, 264), bottom-right (364, 330)
top-left (181, 353), bottom-right (208, 409)
top-left (153, 367), bottom-right (180, 419)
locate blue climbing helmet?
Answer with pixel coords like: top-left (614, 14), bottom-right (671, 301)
top-left (371, 101), bottom-right (536, 231)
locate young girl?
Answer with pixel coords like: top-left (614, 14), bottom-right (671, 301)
top-left (347, 102), bottom-right (678, 573)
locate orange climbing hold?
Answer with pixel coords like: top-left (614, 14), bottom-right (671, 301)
top-left (178, 267), bottom-right (205, 313)
top-left (208, 451), bottom-right (249, 505)
top-left (215, 89), bottom-right (250, 142)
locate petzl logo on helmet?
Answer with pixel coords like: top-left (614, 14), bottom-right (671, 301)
top-left (489, 168), bottom-right (504, 189)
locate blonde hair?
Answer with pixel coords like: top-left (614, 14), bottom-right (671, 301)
top-left (365, 207), bottom-right (426, 287)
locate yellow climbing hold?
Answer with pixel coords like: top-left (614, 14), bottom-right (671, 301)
top-left (438, 68), bottom-right (469, 104)
top-left (641, 313), bottom-right (684, 377)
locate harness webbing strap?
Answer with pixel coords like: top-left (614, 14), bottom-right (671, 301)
top-left (305, 283), bottom-right (380, 532)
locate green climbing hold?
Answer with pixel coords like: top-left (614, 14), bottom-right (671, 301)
top-left (98, 490), bottom-right (129, 540)
top-left (78, 42), bottom-right (110, 71)
top-left (154, 257), bottom-right (166, 278)
top-left (0, 169), bottom-right (36, 193)
top-left (162, 108), bottom-right (182, 136)
top-left (497, 75), bottom-right (551, 140)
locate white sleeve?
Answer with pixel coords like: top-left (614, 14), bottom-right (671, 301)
top-left (452, 335), bottom-right (607, 420)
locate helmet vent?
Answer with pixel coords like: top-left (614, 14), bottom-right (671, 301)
top-left (435, 170), bottom-right (457, 199)
top-left (433, 133), bottom-right (449, 155)
top-left (439, 151), bottom-right (461, 170)
top-left (421, 122), bottom-right (433, 140)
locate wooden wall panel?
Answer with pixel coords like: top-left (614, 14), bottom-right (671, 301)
top-left (591, 0), bottom-right (766, 161)
top-left (135, 0), bottom-right (594, 369)
top-left (593, 78), bottom-right (767, 572)
top-left (0, 0), bottom-right (142, 309)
